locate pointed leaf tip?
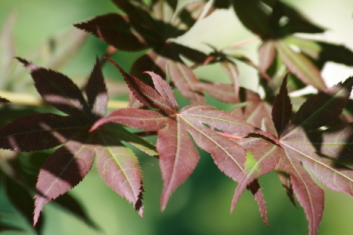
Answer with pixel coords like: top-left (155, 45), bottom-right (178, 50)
top-left (106, 57), bottom-right (178, 114)
top-left (34, 142), bottom-right (95, 225)
top-left (272, 73), bottom-right (292, 138)
top-left (0, 96), bottom-right (9, 103)
top-left (16, 57), bottom-right (40, 72)
top-left (95, 144), bottom-right (143, 217)
top-left (85, 57), bottom-right (108, 117)
top-left (285, 76), bottom-right (353, 135)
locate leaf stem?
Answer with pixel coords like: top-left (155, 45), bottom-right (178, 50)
top-left (0, 90), bottom-right (129, 109)
top-left (221, 36), bottom-right (260, 52)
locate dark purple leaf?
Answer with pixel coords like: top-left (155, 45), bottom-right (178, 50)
top-left (246, 179), bottom-right (268, 225)
top-left (0, 96), bottom-right (9, 103)
top-left (106, 57), bottom-right (177, 115)
top-left (84, 57), bottom-right (108, 118)
top-left (130, 50), bottom-right (168, 78)
top-left (232, 0), bottom-right (270, 38)
top-left (272, 74), bottom-right (292, 138)
top-left (16, 57), bottom-right (88, 116)
top-left (0, 114), bottom-right (81, 152)
top-left (5, 175), bottom-right (44, 233)
top-left (74, 13), bottom-right (147, 51)
top-left (276, 170), bottom-right (296, 206)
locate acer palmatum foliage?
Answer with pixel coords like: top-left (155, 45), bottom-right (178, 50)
top-left (2, 1), bottom-right (353, 235)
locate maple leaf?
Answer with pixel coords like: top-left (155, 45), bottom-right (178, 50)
top-left (232, 0), bottom-right (332, 90)
top-left (231, 75), bottom-right (353, 235)
top-left (74, 0), bottom-right (209, 103)
top-left (91, 58), bottom-right (279, 223)
top-left (188, 46), bottom-right (273, 104)
top-left (231, 88), bottom-right (277, 135)
top-left (0, 57), bottom-right (157, 225)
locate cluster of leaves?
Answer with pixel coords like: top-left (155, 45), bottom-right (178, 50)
top-left (2, 0), bottom-right (353, 234)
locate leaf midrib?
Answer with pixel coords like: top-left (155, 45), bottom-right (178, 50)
top-left (98, 131), bottom-right (138, 200)
top-left (284, 87), bottom-right (347, 137)
top-left (179, 115), bottom-right (244, 174)
top-left (282, 142), bottom-right (353, 183)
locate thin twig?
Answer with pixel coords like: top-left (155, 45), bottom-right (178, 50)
top-left (0, 90), bottom-right (129, 109)
top-left (221, 36), bottom-right (260, 52)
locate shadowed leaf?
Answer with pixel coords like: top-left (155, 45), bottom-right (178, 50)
top-left (85, 58), bottom-right (108, 118)
top-left (276, 170), bottom-right (296, 206)
top-left (5, 175), bottom-right (44, 233)
top-left (16, 57), bottom-right (88, 116)
top-left (232, 0), bottom-right (270, 38)
top-left (0, 114), bottom-right (81, 152)
top-left (285, 77), bottom-right (353, 135)
top-left (91, 60), bottom-right (275, 213)
top-left (0, 222), bottom-right (23, 232)
top-left (34, 140), bottom-right (95, 225)
top-left (272, 74), bottom-right (292, 138)
top-left (106, 57), bottom-right (177, 115)
top-left (272, 78), bottom-right (353, 234)
top-left (74, 14), bottom-right (147, 51)
top-left (0, 57), bottom-right (156, 224)
top-left (54, 193), bottom-right (100, 231)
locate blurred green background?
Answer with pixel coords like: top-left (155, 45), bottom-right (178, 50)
top-left (1, 0), bottom-right (353, 234)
